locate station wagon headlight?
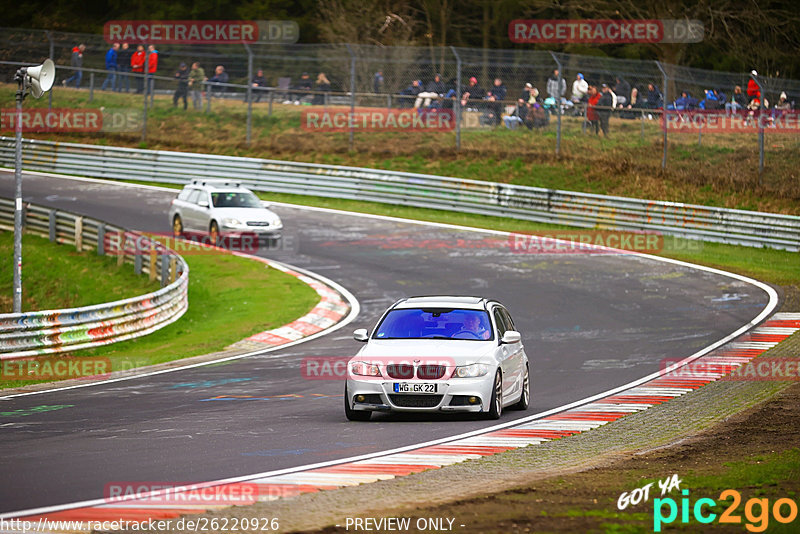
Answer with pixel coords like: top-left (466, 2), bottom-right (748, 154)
top-left (453, 363), bottom-right (490, 378)
top-left (222, 218), bottom-right (243, 228)
top-left (350, 361), bottom-right (382, 377)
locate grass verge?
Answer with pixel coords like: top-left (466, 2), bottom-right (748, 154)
top-left (0, 231), bottom-right (158, 312)
top-left (1, 246), bottom-right (320, 390)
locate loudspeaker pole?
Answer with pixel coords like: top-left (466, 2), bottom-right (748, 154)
top-left (13, 69), bottom-right (24, 313)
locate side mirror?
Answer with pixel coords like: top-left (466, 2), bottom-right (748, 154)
top-left (262, 200), bottom-right (272, 209)
top-left (198, 199), bottom-right (209, 208)
top-left (353, 328), bottom-right (369, 342)
top-left (501, 330), bottom-right (521, 344)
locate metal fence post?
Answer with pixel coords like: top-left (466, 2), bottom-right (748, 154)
top-left (49, 210), bottom-right (56, 242)
top-left (244, 43), bottom-right (253, 146)
top-left (550, 51), bottom-right (562, 156)
top-left (47, 31), bottom-right (54, 111)
top-left (268, 88), bottom-right (273, 116)
top-left (134, 253), bottom-right (142, 275)
top-left (451, 46), bottom-right (461, 152)
top-left (160, 254), bottom-right (169, 287)
top-left (656, 61), bottom-right (668, 170)
top-left (97, 223), bottom-right (105, 255)
top-left (142, 51), bottom-right (150, 142)
top-left (751, 73), bottom-right (765, 180)
top-left (346, 44), bottom-right (356, 151)
top-left (206, 81), bottom-right (212, 113)
top-left (89, 72), bottom-right (94, 102)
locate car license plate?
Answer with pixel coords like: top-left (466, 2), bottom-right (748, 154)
top-left (393, 382), bottom-right (438, 394)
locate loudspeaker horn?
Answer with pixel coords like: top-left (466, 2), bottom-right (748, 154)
top-left (27, 59), bottom-right (55, 99)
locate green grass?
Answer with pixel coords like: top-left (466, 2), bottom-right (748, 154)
top-left (0, 231), bottom-right (158, 312)
top-left (1, 241), bottom-right (320, 389)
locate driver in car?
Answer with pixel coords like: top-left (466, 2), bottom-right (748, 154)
top-left (453, 314), bottom-right (491, 340)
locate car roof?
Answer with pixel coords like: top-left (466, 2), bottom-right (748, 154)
top-left (393, 296), bottom-right (497, 310)
top-left (186, 179), bottom-right (249, 192)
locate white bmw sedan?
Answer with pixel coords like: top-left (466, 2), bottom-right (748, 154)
top-left (345, 296), bottom-right (530, 421)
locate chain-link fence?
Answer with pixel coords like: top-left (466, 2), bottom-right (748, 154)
top-left (1, 26), bottom-right (798, 172)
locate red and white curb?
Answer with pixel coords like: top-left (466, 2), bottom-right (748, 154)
top-left (11, 312), bottom-right (798, 529)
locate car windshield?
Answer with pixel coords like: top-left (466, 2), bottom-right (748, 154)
top-left (373, 308), bottom-right (493, 340)
top-left (211, 192), bottom-right (263, 208)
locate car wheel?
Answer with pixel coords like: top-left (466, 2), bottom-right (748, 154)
top-left (511, 364), bottom-right (530, 410)
top-left (172, 215), bottom-right (184, 237)
top-left (209, 221), bottom-right (220, 247)
top-left (485, 370), bottom-right (503, 420)
top-left (344, 384), bottom-right (371, 421)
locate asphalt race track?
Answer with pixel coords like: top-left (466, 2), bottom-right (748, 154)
top-left (0, 171), bottom-right (772, 514)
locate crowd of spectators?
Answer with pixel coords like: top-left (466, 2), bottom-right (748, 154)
top-left (57, 43), bottom-right (796, 128)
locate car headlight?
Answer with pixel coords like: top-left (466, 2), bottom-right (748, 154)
top-left (350, 361), bottom-right (382, 377)
top-left (453, 363), bottom-right (490, 378)
top-left (222, 218), bottom-right (243, 228)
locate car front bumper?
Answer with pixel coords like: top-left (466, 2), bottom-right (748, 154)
top-left (346, 377), bottom-right (494, 413)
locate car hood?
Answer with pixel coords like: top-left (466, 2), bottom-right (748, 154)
top-left (354, 339), bottom-right (496, 366)
top-left (213, 207), bottom-right (280, 222)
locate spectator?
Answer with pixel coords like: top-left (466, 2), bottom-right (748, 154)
top-left (294, 72), bottom-right (312, 102)
top-left (747, 70), bottom-right (761, 101)
top-left (645, 83), bottom-right (663, 110)
top-left (586, 85), bottom-right (601, 135)
top-left (571, 73), bottom-right (588, 105)
top-left (485, 77), bottom-right (507, 126)
top-left (251, 69), bottom-right (267, 102)
top-left (461, 76), bottom-right (485, 110)
top-left (526, 102), bottom-right (548, 130)
top-left (101, 42), bottom-right (119, 91)
top-left (503, 101), bottom-right (525, 129)
top-left (188, 62), bottom-right (206, 110)
top-left (674, 91), bottom-right (698, 111)
top-left (131, 45), bottom-right (145, 93)
top-left (546, 69), bottom-right (566, 101)
top-left (518, 82), bottom-right (537, 106)
top-left (399, 79), bottom-right (423, 108)
top-left (614, 76), bottom-right (631, 107)
top-left (117, 43), bottom-right (132, 92)
top-left (146, 45), bottom-right (158, 96)
top-left (645, 84), bottom-right (662, 107)
top-left (62, 44), bottom-right (85, 88)
top-left (774, 91), bottom-right (792, 110)
top-left (209, 65), bottom-right (229, 96)
top-left (173, 63), bottom-right (189, 110)
top-left (415, 74), bottom-right (445, 108)
top-left (725, 86), bottom-right (746, 114)
top-left (597, 84), bottom-right (614, 137)
top-left (373, 70), bottom-right (384, 93)
top-left (700, 89), bottom-right (722, 110)
top-left (313, 72), bottom-right (331, 105)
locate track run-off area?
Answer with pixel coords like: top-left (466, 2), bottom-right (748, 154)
top-left (0, 169), bottom-right (777, 517)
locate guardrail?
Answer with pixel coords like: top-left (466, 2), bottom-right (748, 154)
top-left (1, 137), bottom-right (798, 251)
top-left (0, 197), bottom-right (189, 359)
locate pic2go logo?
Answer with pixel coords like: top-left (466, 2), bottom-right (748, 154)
top-left (654, 489), bottom-right (798, 532)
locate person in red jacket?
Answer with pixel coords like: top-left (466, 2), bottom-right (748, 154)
top-left (586, 85), bottom-right (601, 135)
top-left (747, 70), bottom-right (761, 103)
top-left (146, 45), bottom-right (159, 97)
top-left (131, 45), bottom-right (145, 93)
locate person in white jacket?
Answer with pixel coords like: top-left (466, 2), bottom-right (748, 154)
top-left (571, 73), bottom-right (588, 104)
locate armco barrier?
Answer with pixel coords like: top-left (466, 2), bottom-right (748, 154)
top-left (0, 198), bottom-right (188, 359)
top-left (1, 137), bottom-right (799, 251)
